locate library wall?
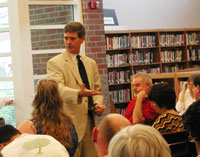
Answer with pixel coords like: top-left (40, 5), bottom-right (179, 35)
top-left (103, 0), bottom-right (200, 30)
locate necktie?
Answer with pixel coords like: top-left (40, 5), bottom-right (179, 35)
top-left (77, 55), bottom-right (94, 111)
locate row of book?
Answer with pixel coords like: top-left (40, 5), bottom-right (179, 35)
top-left (106, 36), bottom-right (129, 50)
top-left (187, 48), bottom-right (200, 60)
top-left (129, 51), bottom-right (154, 65)
top-left (106, 33), bottom-right (200, 50)
top-left (177, 80), bottom-right (186, 95)
top-left (186, 32), bottom-right (200, 45)
top-left (133, 67), bottom-right (160, 74)
top-left (106, 53), bottom-right (129, 67)
top-left (161, 50), bottom-right (182, 63)
top-left (106, 51), bottom-right (154, 67)
top-left (109, 89), bottom-right (130, 104)
top-left (162, 65), bottom-right (180, 73)
top-left (131, 35), bottom-right (156, 48)
top-left (159, 34), bottom-right (185, 46)
top-left (116, 108), bottom-right (126, 115)
top-left (108, 70), bottom-right (130, 85)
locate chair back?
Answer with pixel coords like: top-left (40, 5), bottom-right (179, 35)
top-left (162, 131), bottom-right (197, 157)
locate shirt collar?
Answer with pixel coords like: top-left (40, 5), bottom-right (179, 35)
top-left (68, 52), bottom-right (78, 62)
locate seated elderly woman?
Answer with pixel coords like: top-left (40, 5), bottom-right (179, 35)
top-left (108, 124), bottom-right (171, 157)
top-left (148, 83), bottom-right (184, 134)
top-left (183, 99), bottom-right (200, 156)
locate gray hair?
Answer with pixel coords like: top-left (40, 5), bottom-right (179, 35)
top-left (108, 124), bottom-right (171, 157)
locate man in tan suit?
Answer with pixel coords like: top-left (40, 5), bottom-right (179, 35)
top-left (47, 22), bottom-right (106, 157)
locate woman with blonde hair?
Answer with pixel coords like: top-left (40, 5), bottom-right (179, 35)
top-left (108, 124), bottom-right (171, 157)
top-left (18, 79), bottom-right (78, 157)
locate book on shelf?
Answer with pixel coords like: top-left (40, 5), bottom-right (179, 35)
top-left (131, 35), bottom-right (156, 48)
top-left (109, 89), bottom-right (130, 104)
top-left (177, 80), bottom-right (186, 95)
top-left (106, 35), bottom-right (129, 50)
top-left (130, 51), bottom-right (154, 65)
top-left (186, 32), bottom-right (200, 45)
top-left (160, 34), bottom-right (185, 46)
top-left (162, 65), bottom-right (179, 73)
top-left (161, 50), bottom-right (182, 63)
top-left (187, 48), bottom-right (200, 60)
top-left (108, 70), bottom-right (130, 85)
top-left (106, 53), bottom-right (129, 67)
top-left (116, 108), bottom-right (126, 115)
top-left (133, 67), bottom-right (160, 74)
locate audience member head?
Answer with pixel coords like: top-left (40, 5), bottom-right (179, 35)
top-left (148, 83), bottom-right (176, 113)
top-left (32, 79), bottom-right (64, 113)
top-left (132, 72), bottom-right (152, 96)
top-left (92, 114), bottom-right (131, 157)
top-left (108, 124), bottom-right (171, 157)
top-left (64, 22), bottom-right (85, 39)
top-left (192, 73), bottom-right (200, 100)
top-left (1, 134), bottom-right (69, 157)
top-left (0, 117), bottom-right (5, 126)
top-left (183, 99), bottom-right (200, 145)
top-left (32, 79), bottom-right (72, 149)
top-left (0, 124), bottom-right (21, 151)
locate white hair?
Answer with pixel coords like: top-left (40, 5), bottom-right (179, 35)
top-left (108, 124), bottom-right (171, 157)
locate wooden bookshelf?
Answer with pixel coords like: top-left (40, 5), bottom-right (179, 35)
top-left (105, 28), bottom-right (200, 112)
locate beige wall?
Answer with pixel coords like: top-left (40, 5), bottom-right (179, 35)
top-left (103, 0), bottom-right (200, 30)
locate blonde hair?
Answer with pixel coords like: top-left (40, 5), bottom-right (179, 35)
top-left (134, 72), bottom-right (152, 86)
top-left (108, 124), bottom-right (171, 157)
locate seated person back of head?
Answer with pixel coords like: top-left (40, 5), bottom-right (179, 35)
top-left (0, 124), bottom-right (21, 151)
top-left (17, 79), bottom-right (78, 157)
top-left (183, 99), bottom-right (200, 156)
top-left (148, 83), bottom-right (184, 134)
top-left (92, 113), bottom-right (131, 157)
top-left (0, 117), bottom-right (5, 126)
top-left (108, 124), bottom-right (171, 157)
top-left (0, 125), bottom-right (69, 157)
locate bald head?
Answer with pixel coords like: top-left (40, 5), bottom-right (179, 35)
top-left (98, 114), bottom-right (131, 143)
top-left (92, 114), bottom-right (130, 157)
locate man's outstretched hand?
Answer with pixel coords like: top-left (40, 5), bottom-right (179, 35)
top-left (78, 83), bottom-right (101, 97)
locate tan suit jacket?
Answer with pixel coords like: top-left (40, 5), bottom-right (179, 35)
top-left (47, 51), bottom-right (103, 142)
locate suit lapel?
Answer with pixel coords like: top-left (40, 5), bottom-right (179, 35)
top-left (62, 51), bottom-right (82, 85)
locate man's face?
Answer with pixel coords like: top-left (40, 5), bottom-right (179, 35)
top-left (193, 84), bottom-right (200, 100)
top-left (64, 32), bottom-right (85, 55)
top-left (132, 77), bottom-right (147, 95)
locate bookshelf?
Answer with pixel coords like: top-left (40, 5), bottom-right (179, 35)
top-left (105, 28), bottom-right (200, 113)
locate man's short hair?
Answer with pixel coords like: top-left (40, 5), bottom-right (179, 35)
top-left (64, 22), bottom-right (85, 38)
top-left (0, 125), bottom-right (21, 143)
top-left (134, 72), bottom-right (152, 86)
